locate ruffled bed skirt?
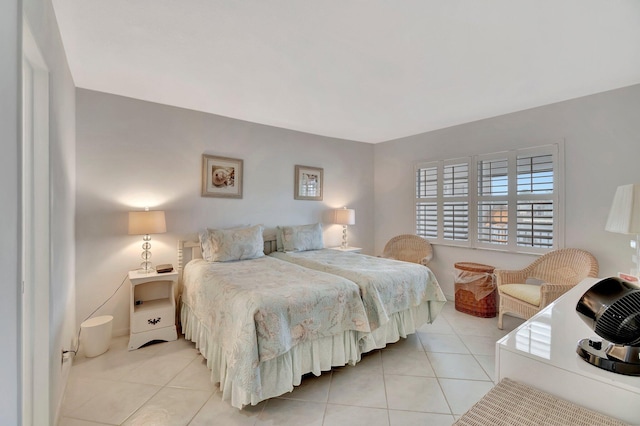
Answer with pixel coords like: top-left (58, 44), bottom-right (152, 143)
top-left (181, 303), bottom-right (362, 409)
top-left (181, 298), bottom-right (444, 409)
top-left (360, 299), bottom-right (445, 353)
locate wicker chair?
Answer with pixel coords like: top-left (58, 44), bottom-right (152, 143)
top-left (382, 234), bottom-right (433, 266)
top-left (495, 248), bottom-right (599, 329)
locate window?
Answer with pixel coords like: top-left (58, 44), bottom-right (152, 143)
top-left (415, 144), bottom-right (562, 254)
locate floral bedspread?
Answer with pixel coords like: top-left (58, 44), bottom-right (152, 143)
top-left (270, 250), bottom-right (446, 330)
top-left (181, 257), bottom-right (369, 392)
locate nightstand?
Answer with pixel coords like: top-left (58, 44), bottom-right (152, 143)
top-left (328, 246), bottom-right (362, 253)
top-left (128, 269), bottom-right (178, 351)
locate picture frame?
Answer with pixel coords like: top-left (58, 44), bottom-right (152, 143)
top-left (294, 165), bottom-right (323, 201)
top-left (201, 154), bottom-right (243, 198)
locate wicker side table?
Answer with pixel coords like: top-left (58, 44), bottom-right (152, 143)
top-left (454, 262), bottom-right (496, 318)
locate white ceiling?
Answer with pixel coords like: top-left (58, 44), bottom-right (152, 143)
top-left (53, 0), bottom-right (640, 143)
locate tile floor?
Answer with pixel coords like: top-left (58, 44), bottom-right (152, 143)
top-left (58, 303), bottom-right (524, 426)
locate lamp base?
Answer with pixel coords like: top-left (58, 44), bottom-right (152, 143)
top-left (137, 267), bottom-right (156, 274)
top-left (341, 225), bottom-right (348, 249)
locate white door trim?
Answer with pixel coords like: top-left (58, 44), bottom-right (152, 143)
top-left (22, 21), bottom-right (50, 426)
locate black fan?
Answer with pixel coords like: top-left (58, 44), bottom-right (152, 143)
top-left (575, 276), bottom-right (640, 375)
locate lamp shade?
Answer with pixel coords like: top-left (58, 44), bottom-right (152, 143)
top-left (333, 208), bottom-right (355, 225)
top-left (128, 210), bottom-right (167, 235)
top-left (605, 184), bottom-right (640, 234)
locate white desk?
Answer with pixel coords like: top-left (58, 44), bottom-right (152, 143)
top-left (496, 277), bottom-right (640, 424)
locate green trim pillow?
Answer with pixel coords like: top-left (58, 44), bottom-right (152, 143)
top-left (202, 225), bottom-right (265, 262)
top-left (280, 223), bottom-right (324, 252)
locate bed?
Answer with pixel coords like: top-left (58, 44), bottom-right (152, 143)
top-left (270, 223), bottom-right (446, 351)
top-left (178, 226), bottom-right (370, 409)
top-left (177, 224), bottom-right (446, 409)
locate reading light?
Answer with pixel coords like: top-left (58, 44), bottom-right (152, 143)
top-left (333, 207), bottom-right (355, 249)
top-left (128, 209), bottom-right (166, 274)
top-left (605, 184), bottom-right (640, 277)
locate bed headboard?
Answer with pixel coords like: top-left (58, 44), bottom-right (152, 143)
top-left (177, 230), bottom-right (278, 280)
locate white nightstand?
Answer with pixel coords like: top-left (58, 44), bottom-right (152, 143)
top-left (128, 269), bottom-right (178, 351)
top-left (328, 246), bottom-right (362, 253)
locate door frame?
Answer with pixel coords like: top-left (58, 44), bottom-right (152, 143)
top-left (22, 21), bottom-right (51, 425)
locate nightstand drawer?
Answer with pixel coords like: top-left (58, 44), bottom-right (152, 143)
top-left (131, 300), bottom-right (174, 333)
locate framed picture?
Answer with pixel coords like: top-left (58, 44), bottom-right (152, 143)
top-left (201, 154), bottom-right (243, 198)
top-left (294, 165), bottom-right (323, 201)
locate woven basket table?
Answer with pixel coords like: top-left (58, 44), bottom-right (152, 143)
top-left (454, 262), bottom-right (496, 318)
top-left (454, 378), bottom-right (628, 426)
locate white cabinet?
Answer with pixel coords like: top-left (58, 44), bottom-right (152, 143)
top-left (128, 270), bottom-right (178, 351)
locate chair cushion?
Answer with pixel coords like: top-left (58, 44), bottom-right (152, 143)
top-left (500, 284), bottom-right (541, 306)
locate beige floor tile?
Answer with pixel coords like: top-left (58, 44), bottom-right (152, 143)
top-left (189, 392), bottom-right (264, 426)
top-left (69, 347), bottom-right (152, 383)
top-left (388, 410), bottom-right (455, 426)
top-left (459, 334), bottom-right (498, 355)
top-left (329, 368), bottom-right (387, 408)
top-left (427, 352), bottom-right (490, 380)
top-left (383, 333), bottom-right (424, 351)
top-left (324, 404), bottom-right (389, 426)
top-left (123, 351), bottom-right (195, 386)
top-left (60, 377), bottom-right (112, 416)
top-left (66, 381), bottom-right (160, 425)
top-left (57, 418), bottom-right (110, 426)
top-left (122, 387), bottom-right (211, 425)
top-left (439, 378), bottom-right (495, 415)
top-left (474, 354), bottom-right (496, 382)
top-left (256, 398), bottom-right (326, 426)
top-left (417, 314), bottom-right (455, 334)
top-left (418, 332), bottom-right (470, 354)
top-left (381, 349), bottom-right (435, 377)
top-left (384, 375), bottom-right (450, 413)
top-left (167, 356), bottom-right (217, 392)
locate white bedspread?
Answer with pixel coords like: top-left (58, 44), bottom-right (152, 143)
top-left (181, 257), bottom-right (370, 405)
top-left (270, 249), bottom-right (446, 330)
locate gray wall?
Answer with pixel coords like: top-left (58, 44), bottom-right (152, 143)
top-left (1, 0), bottom-right (21, 423)
top-left (75, 89), bottom-right (374, 336)
top-left (374, 84), bottom-right (640, 298)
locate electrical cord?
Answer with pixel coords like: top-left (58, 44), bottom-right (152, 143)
top-left (64, 273), bottom-right (128, 356)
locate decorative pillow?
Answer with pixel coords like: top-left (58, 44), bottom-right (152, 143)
top-left (199, 225), bottom-right (246, 261)
top-left (203, 225), bottom-right (265, 262)
top-left (281, 223), bottom-right (324, 252)
top-left (199, 230), bottom-right (215, 261)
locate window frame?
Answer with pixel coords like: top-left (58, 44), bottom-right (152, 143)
top-left (415, 143), bottom-right (564, 255)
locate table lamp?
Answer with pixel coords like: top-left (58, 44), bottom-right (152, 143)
top-left (333, 207), bottom-right (355, 249)
top-left (128, 209), bottom-right (166, 273)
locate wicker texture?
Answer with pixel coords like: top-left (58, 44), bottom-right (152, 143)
top-left (454, 378), bottom-right (627, 426)
top-left (454, 263), bottom-right (496, 318)
top-left (495, 248), bottom-right (598, 329)
top-left (382, 234), bottom-right (433, 265)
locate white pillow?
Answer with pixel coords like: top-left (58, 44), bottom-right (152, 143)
top-left (202, 225), bottom-right (265, 262)
top-left (281, 223), bottom-right (324, 252)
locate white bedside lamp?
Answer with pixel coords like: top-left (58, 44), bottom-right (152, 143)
top-left (605, 183), bottom-right (640, 276)
top-left (128, 209), bottom-right (166, 274)
top-left (333, 207), bottom-right (355, 249)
